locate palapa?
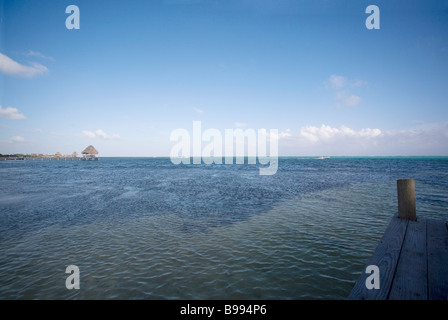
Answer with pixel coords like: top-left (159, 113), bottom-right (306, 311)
top-left (81, 145), bottom-right (98, 155)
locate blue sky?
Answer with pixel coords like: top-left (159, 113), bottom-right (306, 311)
top-left (0, 0), bottom-right (447, 156)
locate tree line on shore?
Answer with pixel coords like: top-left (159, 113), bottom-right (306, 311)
top-left (0, 152), bottom-right (78, 158)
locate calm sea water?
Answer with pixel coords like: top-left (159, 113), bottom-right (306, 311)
top-left (0, 157), bottom-right (447, 299)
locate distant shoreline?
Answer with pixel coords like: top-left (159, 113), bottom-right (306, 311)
top-left (2, 155), bottom-right (447, 161)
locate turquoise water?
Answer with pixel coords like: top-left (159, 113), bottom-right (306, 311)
top-left (0, 157), bottom-right (447, 299)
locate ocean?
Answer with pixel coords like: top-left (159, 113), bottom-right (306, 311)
top-left (0, 157), bottom-right (447, 299)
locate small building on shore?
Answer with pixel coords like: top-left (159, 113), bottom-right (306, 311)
top-left (81, 145), bottom-right (99, 161)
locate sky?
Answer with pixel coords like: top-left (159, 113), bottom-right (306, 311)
top-left (0, 0), bottom-right (447, 156)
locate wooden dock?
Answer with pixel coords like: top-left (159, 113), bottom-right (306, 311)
top-left (349, 179), bottom-right (448, 300)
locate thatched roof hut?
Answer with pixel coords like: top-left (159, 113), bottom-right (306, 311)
top-left (82, 145), bottom-right (98, 155)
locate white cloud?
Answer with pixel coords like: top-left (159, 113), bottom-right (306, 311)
top-left (327, 75), bottom-right (367, 89)
top-left (82, 130), bottom-right (97, 139)
top-left (95, 129), bottom-right (120, 140)
top-left (10, 136), bottom-right (25, 143)
top-left (26, 50), bottom-right (54, 61)
top-left (111, 134), bottom-right (121, 140)
top-left (194, 108), bottom-right (204, 114)
top-left (299, 124), bottom-right (382, 143)
top-left (328, 75), bottom-right (346, 89)
top-left (95, 129), bottom-right (109, 139)
top-left (359, 128), bottom-right (382, 137)
top-left (327, 75), bottom-right (365, 107)
top-left (0, 106), bottom-right (26, 120)
top-left (278, 128), bottom-right (292, 139)
top-left (0, 53), bottom-right (48, 78)
top-left (258, 128), bottom-right (292, 141)
top-left (351, 79), bottom-right (368, 87)
top-left (344, 95), bottom-right (361, 107)
top-left (82, 129), bottom-right (120, 140)
top-left (277, 123), bottom-right (448, 156)
top-left (334, 91), bottom-right (361, 107)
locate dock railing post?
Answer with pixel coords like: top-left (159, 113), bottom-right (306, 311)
top-left (397, 178), bottom-right (416, 221)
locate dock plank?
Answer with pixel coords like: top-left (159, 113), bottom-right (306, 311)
top-left (427, 219), bottom-right (448, 300)
top-left (348, 215), bottom-right (408, 300)
top-left (388, 217), bottom-right (428, 300)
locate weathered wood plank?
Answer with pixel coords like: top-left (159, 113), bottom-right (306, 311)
top-left (348, 215), bottom-right (408, 300)
top-left (388, 217), bottom-right (428, 300)
top-left (427, 218), bottom-right (448, 300)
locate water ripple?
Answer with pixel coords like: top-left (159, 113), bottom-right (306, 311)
top-left (1, 158), bottom-right (447, 299)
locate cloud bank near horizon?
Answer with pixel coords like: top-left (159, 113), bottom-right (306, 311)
top-left (277, 123), bottom-right (448, 156)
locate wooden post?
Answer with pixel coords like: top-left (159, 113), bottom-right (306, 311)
top-left (397, 179), bottom-right (416, 221)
